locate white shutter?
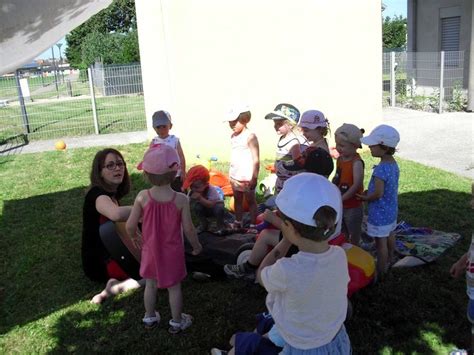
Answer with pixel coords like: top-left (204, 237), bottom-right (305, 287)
top-left (441, 16), bottom-right (460, 51)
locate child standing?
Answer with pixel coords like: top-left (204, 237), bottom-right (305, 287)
top-left (182, 164), bottom-right (226, 232)
top-left (265, 103), bottom-right (306, 194)
top-left (333, 123), bottom-right (365, 246)
top-left (150, 110), bottom-right (186, 192)
top-left (212, 173), bottom-right (351, 354)
top-left (283, 109), bottom-right (334, 178)
top-left (224, 104), bottom-right (260, 227)
top-left (126, 144), bottom-right (202, 332)
top-left (357, 124), bottom-right (400, 277)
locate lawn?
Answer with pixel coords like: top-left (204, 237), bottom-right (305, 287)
top-left (0, 144), bottom-right (472, 354)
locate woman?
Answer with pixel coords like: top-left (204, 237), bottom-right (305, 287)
top-left (82, 148), bottom-right (143, 304)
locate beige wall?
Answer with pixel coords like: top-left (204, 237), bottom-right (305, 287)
top-left (136, 0), bottom-right (382, 163)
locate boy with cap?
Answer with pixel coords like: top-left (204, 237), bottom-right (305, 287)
top-left (332, 123), bottom-right (365, 246)
top-left (211, 173), bottom-right (351, 354)
top-left (356, 124), bottom-right (400, 278)
top-left (150, 110), bottom-right (186, 192)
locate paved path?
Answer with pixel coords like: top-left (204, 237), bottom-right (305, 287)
top-left (383, 107), bottom-right (473, 180)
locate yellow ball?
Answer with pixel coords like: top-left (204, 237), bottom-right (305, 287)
top-left (55, 140), bottom-right (66, 150)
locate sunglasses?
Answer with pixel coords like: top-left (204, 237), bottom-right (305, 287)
top-left (103, 161), bottom-right (126, 171)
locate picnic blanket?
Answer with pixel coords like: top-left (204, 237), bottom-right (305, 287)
top-left (392, 222), bottom-right (462, 267)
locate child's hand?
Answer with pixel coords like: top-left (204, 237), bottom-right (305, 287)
top-left (450, 253), bottom-right (468, 278)
top-left (132, 236), bottom-right (142, 250)
top-left (192, 242), bottom-right (203, 256)
top-left (356, 190), bottom-right (368, 201)
top-left (262, 209), bottom-right (282, 228)
top-left (190, 191), bottom-right (201, 200)
top-left (249, 177), bottom-right (258, 190)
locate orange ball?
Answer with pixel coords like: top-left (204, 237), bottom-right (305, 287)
top-left (228, 196), bottom-right (249, 213)
top-left (55, 140), bottom-right (66, 150)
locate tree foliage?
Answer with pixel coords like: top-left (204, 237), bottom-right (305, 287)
top-left (383, 15), bottom-right (407, 49)
top-left (65, 0), bottom-right (139, 68)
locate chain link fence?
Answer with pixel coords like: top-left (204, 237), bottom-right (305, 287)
top-left (383, 51), bottom-right (466, 113)
top-left (0, 63), bottom-right (146, 152)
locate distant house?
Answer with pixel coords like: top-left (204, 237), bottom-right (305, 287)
top-left (407, 0), bottom-right (474, 110)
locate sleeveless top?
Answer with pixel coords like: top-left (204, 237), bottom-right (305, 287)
top-left (229, 128), bottom-right (254, 181)
top-left (274, 132), bottom-right (306, 192)
top-left (150, 135), bottom-right (182, 177)
top-left (333, 154), bottom-right (364, 209)
top-left (140, 191), bottom-right (186, 288)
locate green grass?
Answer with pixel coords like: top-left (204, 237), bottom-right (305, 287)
top-left (0, 146), bottom-right (472, 354)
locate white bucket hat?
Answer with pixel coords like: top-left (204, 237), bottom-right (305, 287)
top-left (275, 173), bottom-right (342, 239)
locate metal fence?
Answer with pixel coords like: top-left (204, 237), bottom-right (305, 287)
top-left (383, 51), bottom-right (466, 113)
top-left (0, 63), bottom-right (146, 152)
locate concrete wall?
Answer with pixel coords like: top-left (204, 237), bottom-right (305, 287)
top-left (135, 0), bottom-right (382, 162)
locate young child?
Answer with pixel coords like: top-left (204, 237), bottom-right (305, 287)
top-left (265, 103), bottom-right (306, 194)
top-left (182, 164), bottom-right (226, 232)
top-left (357, 124), bottom-right (400, 277)
top-left (224, 104), bottom-right (260, 227)
top-left (332, 123), bottom-right (365, 246)
top-left (213, 173), bottom-right (351, 354)
top-left (126, 144), bottom-right (202, 333)
top-left (150, 110), bottom-right (186, 192)
top-left (284, 109), bottom-right (334, 178)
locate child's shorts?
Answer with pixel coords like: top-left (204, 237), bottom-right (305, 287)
top-left (230, 178), bottom-right (255, 193)
top-left (235, 312), bottom-right (283, 355)
top-left (281, 326), bottom-right (351, 355)
top-left (367, 220), bottom-right (397, 238)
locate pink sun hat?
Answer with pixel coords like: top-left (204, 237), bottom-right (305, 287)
top-left (137, 144), bottom-right (180, 174)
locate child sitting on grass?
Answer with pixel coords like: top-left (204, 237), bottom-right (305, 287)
top-left (183, 164), bottom-right (226, 232)
top-left (212, 173), bottom-right (351, 354)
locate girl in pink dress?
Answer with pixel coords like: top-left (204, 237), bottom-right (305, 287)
top-left (126, 144), bottom-right (202, 333)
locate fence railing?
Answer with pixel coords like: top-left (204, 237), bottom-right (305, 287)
top-left (0, 63), bottom-right (147, 151)
top-left (382, 51), bottom-right (466, 113)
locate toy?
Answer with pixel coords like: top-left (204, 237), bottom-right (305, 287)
top-left (55, 140), bottom-right (66, 150)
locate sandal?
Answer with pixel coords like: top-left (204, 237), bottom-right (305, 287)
top-left (168, 313), bottom-right (193, 334)
top-left (142, 311), bottom-right (160, 329)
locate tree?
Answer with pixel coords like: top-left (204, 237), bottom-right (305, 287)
top-left (383, 15), bottom-right (407, 49)
top-left (65, 0), bottom-right (139, 68)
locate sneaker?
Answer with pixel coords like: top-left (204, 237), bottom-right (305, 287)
top-left (223, 263), bottom-right (255, 281)
top-left (210, 348), bottom-right (228, 355)
top-left (142, 311), bottom-right (160, 329)
top-left (168, 313), bottom-right (193, 334)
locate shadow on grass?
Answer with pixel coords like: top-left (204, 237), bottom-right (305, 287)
top-left (349, 188), bottom-right (472, 353)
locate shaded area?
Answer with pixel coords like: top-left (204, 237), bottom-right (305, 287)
top-left (0, 133), bottom-right (28, 155)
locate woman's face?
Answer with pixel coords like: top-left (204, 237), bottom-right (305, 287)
top-left (101, 153), bottom-right (126, 187)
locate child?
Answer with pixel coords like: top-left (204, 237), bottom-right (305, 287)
top-left (356, 124), bottom-right (400, 277)
top-left (213, 173), bottom-right (351, 354)
top-left (284, 109), bottom-right (334, 178)
top-left (265, 103), bottom-right (306, 194)
top-left (126, 144), bottom-right (202, 332)
top-left (332, 123), bottom-right (365, 246)
top-left (224, 104), bottom-right (260, 227)
top-left (182, 164), bottom-right (226, 232)
top-left (150, 110), bottom-right (186, 192)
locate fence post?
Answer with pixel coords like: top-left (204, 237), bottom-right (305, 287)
top-left (390, 51), bottom-right (396, 107)
top-left (15, 70), bottom-right (30, 134)
top-left (438, 51), bottom-right (445, 114)
top-left (88, 67), bottom-right (100, 134)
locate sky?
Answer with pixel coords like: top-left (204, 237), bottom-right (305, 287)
top-left (383, 0), bottom-right (407, 18)
top-left (35, 1), bottom-right (408, 61)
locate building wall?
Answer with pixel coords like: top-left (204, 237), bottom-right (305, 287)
top-left (135, 0), bottom-right (383, 161)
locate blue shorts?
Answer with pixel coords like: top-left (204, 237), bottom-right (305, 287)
top-left (468, 299), bottom-right (474, 324)
top-left (235, 313), bottom-right (283, 355)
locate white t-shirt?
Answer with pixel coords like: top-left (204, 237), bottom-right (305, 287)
top-left (261, 246), bottom-right (349, 350)
top-left (150, 135), bottom-right (182, 176)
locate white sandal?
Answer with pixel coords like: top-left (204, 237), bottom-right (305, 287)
top-left (142, 311), bottom-right (160, 329)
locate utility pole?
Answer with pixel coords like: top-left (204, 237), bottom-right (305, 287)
top-left (51, 47), bottom-right (59, 97)
top-left (56, 43), bottom-right (64, 83)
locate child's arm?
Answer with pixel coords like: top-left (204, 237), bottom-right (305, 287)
top-left (180, 195), bottom-right (203, 255)
top-left (289, 142), bottom-right (301, 161)
top-left (450, 252), bottom-right (468, 278)
top-left (96, 195), bottom-right (132, 221)
top-left (357, 177), bottom-right (384, 202)
top-left (248, 133), bottom-right (260, 189)
top-left (257, 238), bottom-right (292, 285)
top-left (126, 191), bottom-right (145, 248)
top-left (176, 140), bottom-right (186, 181)
top-left (342, 159), bottom-right (364, 201)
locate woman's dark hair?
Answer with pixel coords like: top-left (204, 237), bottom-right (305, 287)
top-left (281, 206), bottom-right (337, 242)
top-left (89, 148), bottom-right (131, 200)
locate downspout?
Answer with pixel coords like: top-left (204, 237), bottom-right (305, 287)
top-left (467, 0), bottom-right (474, 111)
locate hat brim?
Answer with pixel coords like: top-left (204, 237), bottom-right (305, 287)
top-left (360, 136), bottom-right (379, 146)
top-left (265, 112), bottom-right (290, 121)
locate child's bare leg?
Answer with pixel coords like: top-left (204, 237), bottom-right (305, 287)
top-left (233, 190), bottom-right (244, 224)
top-left (244, 190), bottom-right (257, 225)
top-left (90, 278), bottom-right (143, 304)
top-left (375, 237), bottom-right (389, 276)
top-left (248, 229), bottom-right (280, 266)
top-left (90, 278), bottom-right (119, 304)
top-left (388, 232), bottom-right (396, 263)
top-left (168, 282), bottom-right (183, 322)
top-left (144, 279), bottom-right (158, 317)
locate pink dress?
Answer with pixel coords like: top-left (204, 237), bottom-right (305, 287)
top-left (140, 190), bottom-right (186, 288)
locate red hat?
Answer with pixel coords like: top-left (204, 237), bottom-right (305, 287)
top-left (183, 165), bottom-right (210, 189)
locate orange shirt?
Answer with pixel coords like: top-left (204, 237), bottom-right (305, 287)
top-left (333, 154), bottom-right (363, 209)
